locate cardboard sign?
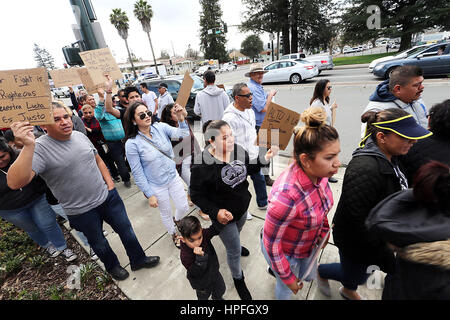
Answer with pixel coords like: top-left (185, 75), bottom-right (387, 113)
top-left (49, 68), bottom-right (82, 88)
top-left (175, 71), bottom-right (194, 108)
top-left (79, 48), bottom-right (123, 85)
top-left (76, 67), bottom-right (103, 94)
top-left (0, 68), bottom-right (53, 128)
top-left (256, 102), bottom-right (300, 150)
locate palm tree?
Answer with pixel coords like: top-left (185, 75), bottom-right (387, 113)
top-left (134, 0), bottom-right (159, 75)
top-left (110, 8), bottom-right (138, 79)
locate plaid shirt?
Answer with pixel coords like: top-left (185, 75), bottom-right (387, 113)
top-left (82, 117), bottom-right (105, 151)
top-left (263, 163), bottom-right (333, 285)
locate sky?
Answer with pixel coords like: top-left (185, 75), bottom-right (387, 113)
top-left (1, 0), bottom-right (271, 70)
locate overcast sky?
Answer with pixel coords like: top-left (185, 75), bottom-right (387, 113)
top-left (2, 0), bottom-right (271, 70)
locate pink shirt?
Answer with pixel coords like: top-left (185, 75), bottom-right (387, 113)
top-left (263, 163), bottom-right (333, 285)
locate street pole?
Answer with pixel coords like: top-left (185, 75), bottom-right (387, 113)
top-left (147, 32), bottom-right (159, 76)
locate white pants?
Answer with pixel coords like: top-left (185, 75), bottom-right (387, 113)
top-left (179, 155), bottom-right (192, 189)
top-left (152, 175), bottom-right (189, 235)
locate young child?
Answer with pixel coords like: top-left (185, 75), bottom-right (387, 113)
top-left (179, 216), bottom-right (226, 300)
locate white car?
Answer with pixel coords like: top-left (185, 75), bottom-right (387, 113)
top-left (219, 63), bottom-right (237, 73)
top-left (368, 44), bottom-right (428, 72)
top-left (262, 59), bottom-right (318, 84)
top-left (52, 86), bottom-right (70, 98)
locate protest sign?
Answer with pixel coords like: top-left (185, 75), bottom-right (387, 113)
top-left (256, 102), bottom-right (300, 150)
top-left (76, 68), bottom-right (103, 94)
top-left (79, 48), bottom-right (123, 85)
top-left (175, 71), bottom-right (194, 108)
top-left (49, 68), bottom-right (82, 88)
top-left (0, 68), bottom-right (53, 128)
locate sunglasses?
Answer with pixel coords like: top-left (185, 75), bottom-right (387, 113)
top-left (138, 110), bottom-right (153, 120)
top-left (237, 93), bottom-right (253, 98)
top-left (327, 86), bottom-right (332, 90)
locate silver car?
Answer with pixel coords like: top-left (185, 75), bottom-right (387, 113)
top-left (262, 59), bottom-right (318, 84)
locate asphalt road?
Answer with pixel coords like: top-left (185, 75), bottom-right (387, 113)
top-left (216, 65), bottom-right (450, 164)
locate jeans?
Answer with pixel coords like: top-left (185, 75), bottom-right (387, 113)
top-left (68, 188), bottom-right (146, 272)
top-left (152, 175), bottom-right (189, 235)
top-left (196, 271), bottom-right (226, 300)
top-left (317, 250), bottom-right (371, 291)
top-left (218, 212), bottom-right (247, 279)
top-left (250, 171), bottom-right (268, 207)
top-left (0, 195), bottom-right (67, 251)
top-left (260, 236), bottom-right (316, 300)
top-left (51, 204), bottom-right (89, 247)
top-left (106, 140), bottom-right (130, 183)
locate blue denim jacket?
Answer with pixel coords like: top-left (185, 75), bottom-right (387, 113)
top-left (125, 121), bottom-right (190, 198)
top-left (247, 79), bottom-right (268, 127)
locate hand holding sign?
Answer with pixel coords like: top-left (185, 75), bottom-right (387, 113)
top-left (10, 121), bottom-right (35, 147)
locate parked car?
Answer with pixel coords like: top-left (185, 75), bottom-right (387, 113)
top-left (368, 44), bottom-right (429, 72)
top-left (305, 54), bottom-right (334, 74)
top-left (261, 59), bottom-right (318, 84)
top-left (281, 53), bottom-right (306, 60)
top-left (343, 47), bottom-right (356, 54)
top-left (373, 42), bottom-right (450, 79)
top-left (52, 86), bottom-right (70, 98)
top-left (138, 74), bottom-right (232, 120)
top-left (219, 62), bottom-right (237, 73)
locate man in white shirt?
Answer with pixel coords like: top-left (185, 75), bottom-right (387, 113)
top-left (157, 83), bottom-right (174, 120)
top-left (222, 83), bottom-right (268, 219)
top-left (140, 83), bottom-right (158, 114)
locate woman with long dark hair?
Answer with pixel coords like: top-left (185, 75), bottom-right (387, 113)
top-left (317, 108), bottom-right (432, 300)
top-left (0, 138), bottom-right (76, 261)
top-left (367, 161), bottom-right (450, 299)
top-left (310, 79), bottom-right (338, 126)
top-left (124, 101), bottom-right (190, 248)
top-left (190, 120), bottom-right (278, 300)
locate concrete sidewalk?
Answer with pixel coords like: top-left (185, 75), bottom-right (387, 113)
top-left (65, 154), bottom-right (384, 300)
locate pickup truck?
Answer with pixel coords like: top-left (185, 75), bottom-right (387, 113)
top-left (281, 53), bottom-right (334, 74)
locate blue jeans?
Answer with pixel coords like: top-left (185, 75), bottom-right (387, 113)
top-left (0, 195), bottom-right (67, 251)
top-left (106, 140), bottom-right (130, 183)
top-left (51, 204), bottom-right (89, 247)
top-left (250, 171), bottom-right (268, 207)
top-left (317, 250), bottom-right (371, 291)
top-left (218, 212), bottom-right (247, 279)
top-left (260, 236), bottom-right (316, 300)
top-left (67, 188), bottom-right (146, 272)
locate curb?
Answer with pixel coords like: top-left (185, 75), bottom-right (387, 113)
top-left (333, 63), bottom-right (370, 70)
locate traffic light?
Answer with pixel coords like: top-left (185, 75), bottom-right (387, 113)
top-left (268, 43), bottom-right (271, 49)
top-left (223, 23), bottom-right (228, 33)
top-left (62, 46), bottom-right (84, 66)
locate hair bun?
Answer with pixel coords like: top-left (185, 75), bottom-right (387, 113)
top-left (301, 106), bottom-right (327, 128)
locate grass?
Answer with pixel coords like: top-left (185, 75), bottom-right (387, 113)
top-left (333, 52), bottom-right (397, 66)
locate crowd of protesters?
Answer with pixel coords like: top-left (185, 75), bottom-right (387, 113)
top-left (0, 63), bottom-right (448, 300)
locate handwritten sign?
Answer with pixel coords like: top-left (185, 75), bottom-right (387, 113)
top-left (76, 68), bottom-right (103, 94)
top-left (0, 68), bottom-right (53, 128)
top-left (256, 102), bottom-right (300, 150)
top-left (175, 71), bottom-right (194, 108)
top-left (49, 68), bottom-right (82, 88)
top-left (79, 48), bottom-right (123, 85)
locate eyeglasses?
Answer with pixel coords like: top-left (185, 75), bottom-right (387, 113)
top-left (237, 93), bottom-right (253, 98)
top-left (138, 110), bottom-right (152, 120)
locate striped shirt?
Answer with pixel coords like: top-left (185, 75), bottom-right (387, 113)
top-left (263, 163), bottom-right (333, 285)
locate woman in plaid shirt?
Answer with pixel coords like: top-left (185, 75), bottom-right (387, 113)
top-left (261, 107), bottom-right (340, 300)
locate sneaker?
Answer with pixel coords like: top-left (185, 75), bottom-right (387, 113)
top-left (246, 212), bottom-right (253, 220)
top-left (61, 248), bottom-right (77, 262)
top-left (124, 180), bottom-right (132, 188)
top-left (102, 229), bottom-right (108, 237)
top-left (317, 274), bottom-right (331, 297)
top-left (339, 287), bottom-right (367, 300)
top-left (328, 177), bottom-right (338, 183)
top-left (46, 245), bottom-right (61, 258)
top-left (113, 176), bottom-right (121, 183)
top-left (89, 248), bottom-right (99, 261)
top-left (258, 204), bottom-right (267, 210)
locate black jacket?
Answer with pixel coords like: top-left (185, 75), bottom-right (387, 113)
top-left (366, 189), bottom-right (450, 299)
top-left (400, 134), bottom-right (450, 184)
top-left (180, 223), bottom-right (222, 290)
top-left (190, 144), bottom-right (267, 223)
top-left (332, 138), bottom-right (405, 272)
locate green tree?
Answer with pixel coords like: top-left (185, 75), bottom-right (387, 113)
top-left (341, 0), bottom-right (450, 51)
top-left (33, 44), bottom-right (56, 70)
top-left (241, 35), bottom-right (264, 61)
top-left (159, 50), bottom-right (170, 59)
top-left (134, 0), bottom-right (159, 75)
top-left (110, 8), bottom-right (138, 78)
top-left (199, 0), bottom-right (229, 63)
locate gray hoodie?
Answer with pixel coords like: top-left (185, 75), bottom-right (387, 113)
top-left (194, 85), bottom-right (230, 125)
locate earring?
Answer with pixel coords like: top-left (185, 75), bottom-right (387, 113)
top-left (133, 122), bottom-right (137, 126)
